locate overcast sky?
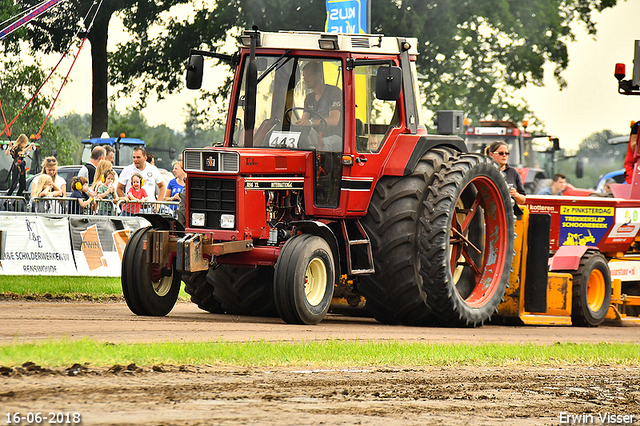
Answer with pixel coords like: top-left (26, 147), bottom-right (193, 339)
top-left (41, 0), bottom-right (639, 151)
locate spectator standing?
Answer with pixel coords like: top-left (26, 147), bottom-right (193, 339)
top-left (537, 173), bottom-right (567, 196)
top-left (485, 141), bottom-right (526, 205)
top-left (146, 152), bottom-right (155, 166)
top-left (122, 172), bottom-right (148, 215)
top-left (624, 121), bottom-right (639, 184)
top-left (102, 144), bottom-right (119, 182)
top-left (41, 156), bottom-right (66, 194)
top-left (117, 146), bottom-right (166, 202)
top-left (69, 176), bottom-right (93, 214)
top-left (5, 134), bottom-right (35, 196)
top-left (78, 146), bottom-right (106, 183)
top-left (165, 161), bottom-right (186, 209)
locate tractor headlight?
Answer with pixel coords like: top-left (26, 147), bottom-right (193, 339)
top-left (191, 212), bottom-right (205, 227)
top-left (220, 214), bottom-right (235, 229)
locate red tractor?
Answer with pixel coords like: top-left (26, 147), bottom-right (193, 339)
top-left (121, 29), bottom-right (515, 326)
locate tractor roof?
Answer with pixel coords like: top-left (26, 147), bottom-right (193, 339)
top-left (242, 30), bottom-right (420, 56)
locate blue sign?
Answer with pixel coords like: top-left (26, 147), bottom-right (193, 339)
top-left (325, 0), bottom-right (368, 34)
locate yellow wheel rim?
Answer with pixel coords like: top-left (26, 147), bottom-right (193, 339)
top-left (305, 258), bottom-right (327, 306)
top-left (153, 274), bottom-right (173, 297)
top-left (587, 269), bottom-right (606, 312)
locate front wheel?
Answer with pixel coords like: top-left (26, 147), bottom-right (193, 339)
top-left (571, 250), bottom-right (611, 327)
top-left (121, 227), bottom-right (181, 316)
top-left (274, 234), bottom-right (335, 325)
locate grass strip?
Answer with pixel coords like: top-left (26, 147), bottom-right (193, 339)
top-left (1, 340), bottom-right (639, 368)
top-left (0, 275), bottom-right (189, 301)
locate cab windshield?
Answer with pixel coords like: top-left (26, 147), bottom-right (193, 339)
top-left (231, 55), bottom-right (344, 153)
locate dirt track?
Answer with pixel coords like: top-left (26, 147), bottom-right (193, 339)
top-left (1, 300), bottom-right (639, 425)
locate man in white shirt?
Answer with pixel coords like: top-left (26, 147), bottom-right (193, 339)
top-left (117, 147), bottom-right (166, 202)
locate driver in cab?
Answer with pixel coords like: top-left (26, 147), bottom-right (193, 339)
top-left (295, 61), bottom-right (343, 151)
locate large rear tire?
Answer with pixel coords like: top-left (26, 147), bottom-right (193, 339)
top-left (422, 154), bottom-right (515, 326)
top-left (359, 148), bottom-right (458, 325)
top-left (183, 270), bottom-right (224, 314)
top-left (274, 234), bottom-right (335, 325)
top-left (210, 265), bottom-right (278, 316)
top-left (121, 227), bottom-right (181, 316)
top-left (570, 250), bottom-right (611, 327)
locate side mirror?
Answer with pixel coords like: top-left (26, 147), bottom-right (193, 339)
top-left (576, 158), bottom-right (584, 179)
top-left (376, 66), bottom-right (402, 101)
top-left (169, 147), bottom-right (176, 160)
top-left (186, 55), bottom-right (204, 90)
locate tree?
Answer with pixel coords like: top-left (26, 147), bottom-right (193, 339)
top-left (6, 0), bottom-right (620, 137)
top-left (0, 60), bottom-right (76, 164)
top-left (567, 129), bottom-right (627, 186)
top-left (10, 0), bottom-right (193, 138)
top-left (109, 0), bottom-right (620, 126)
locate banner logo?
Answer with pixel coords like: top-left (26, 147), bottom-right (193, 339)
top-left (25, 218), bottom-right (42, 248)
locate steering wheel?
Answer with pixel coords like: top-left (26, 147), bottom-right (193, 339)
top-left (284, 107), bottom-right (327, 128)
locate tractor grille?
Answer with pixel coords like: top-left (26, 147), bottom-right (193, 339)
top-left (188, 177), bottom-right (236, 229)
top-left (183, 150), bottom-right (240, 174)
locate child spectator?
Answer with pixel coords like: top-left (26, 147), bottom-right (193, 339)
top-left (94, 169), bottom-right (117, 215)
top-left (69, 176), bottom-right (93, 214)
top-left (123, 172), bottom-right (148, 215)
top-left (30, 174), bottom-right (63, 213)
top-left (91, 159), bottom-right (114, 195)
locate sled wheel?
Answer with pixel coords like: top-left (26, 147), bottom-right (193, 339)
top-left (121, 227), bottom-right (181, 316)
top-left (423, 154), bottom-right (515, 326)
top-left (210, 265), bottom-right (278, 316)
top-left (274, 234), bottom-right (335, 325)
top-left (183, 270), bottom-right (224, 314)
top-left (571, 250), bottom-right (611, 327)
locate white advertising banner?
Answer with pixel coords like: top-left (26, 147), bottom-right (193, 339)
top-left (0, 215), bottom-right (77, 275)
top-left (1, 213), bottom-right (148, 276)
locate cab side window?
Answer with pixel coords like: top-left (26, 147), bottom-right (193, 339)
top-left (354, 65), bottom-right (399, 153)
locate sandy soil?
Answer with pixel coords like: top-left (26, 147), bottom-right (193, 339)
top-left (1, 300), bottom-right (639, 425)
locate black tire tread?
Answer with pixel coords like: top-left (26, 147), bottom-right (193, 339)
top-left (183, 270), bottom-right (224, 314)
top-left (210, 265), bottom-right (277, 316)
top-left (421, 154), bottom-right (515, 327)
top-left (359, 148), bottom-right (458, 325)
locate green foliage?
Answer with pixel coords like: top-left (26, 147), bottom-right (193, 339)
top-left (107, 0), bottom-right (620, 126)
top-left (6, 0), bottom-right (622, 138)
top-left (183, 101), bottom-right (225, 148)
top-left (555, 129), bottom-right (627, 188)
top-left (0, 60), bottom-right (76, 164)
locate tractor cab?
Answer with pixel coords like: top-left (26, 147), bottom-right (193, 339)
top-left (186, 30), bottom-right (412, 215)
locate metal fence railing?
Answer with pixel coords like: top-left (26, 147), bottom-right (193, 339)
top-left (0, 195), bottom-right (28, 212)
top-left (5, 196), bottom-right (179, 217)
top-left (116, 199), bottom-right (179, 217)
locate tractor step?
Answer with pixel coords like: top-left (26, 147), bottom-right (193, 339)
top-left (341, 220), bottom-right (375, 275)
